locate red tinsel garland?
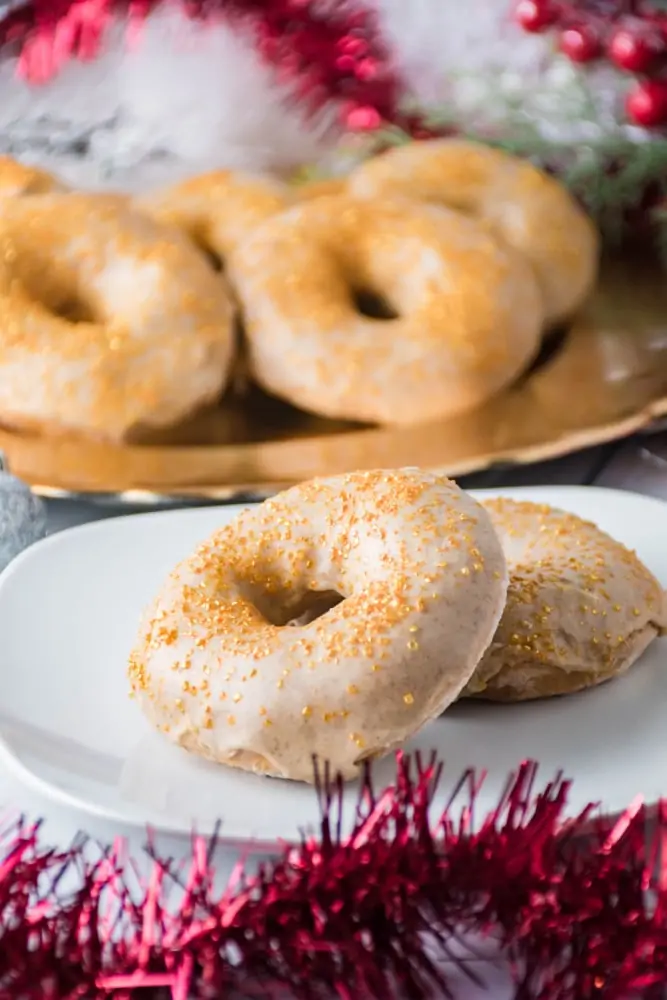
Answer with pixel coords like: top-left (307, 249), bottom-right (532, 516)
top-left (0, 0), bottom-right (419, 134)
top-left (2, 753), bottom-right (667, 999)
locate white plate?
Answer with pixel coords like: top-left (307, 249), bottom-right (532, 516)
top-left (1, 485), bottom-right (666, 845)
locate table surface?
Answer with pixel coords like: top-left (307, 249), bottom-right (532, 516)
top-left (7, 432), bottom-right (667, 1000)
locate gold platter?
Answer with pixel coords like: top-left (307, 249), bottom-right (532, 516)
top-left (1, 257), bottom-right (666, 505)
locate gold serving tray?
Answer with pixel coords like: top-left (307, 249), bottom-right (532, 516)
top-left (1, 257), bottom-right (666, 505)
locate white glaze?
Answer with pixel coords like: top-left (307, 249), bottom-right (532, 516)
top-left (466, 498), bottom-right (667, 701)
top-left (349, 139), bottom-right (600, 325)
top-left (129, 469), bottom-right (509, 782)
top-left (0, 192), bottom-right (234, 441)
top-left (229, 195), bottom-right (543, 426)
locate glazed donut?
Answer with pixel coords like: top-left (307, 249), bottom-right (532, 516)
top-left (463, 498), bottom-right (667, 702)
top-left (0, 156), bottom-right (65, 199)
top-left (128, 469), bottom-right (508, 782)
top-left (228, 195), bottom-right (543, 426)
top-left (136, 170), bottom-right (291, 268)
top-left (294, 177), bottom-right (348, 201)
top-left (0, 193), bottom-right (234, 441)
top-left (348, 140), bottom-right (600, 326)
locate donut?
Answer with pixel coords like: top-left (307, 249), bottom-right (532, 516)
top-left (228, 195), bottom-right (543, 426)
top-left (128, 469), bottom-right (509, 782)
top-left (348, 140), bottom-right (600, 326)
top-left (0, 192), bottom-right (234, 441)
top-left (0, 156), bottom-right (65, 199)
top-left (294, 177), bottom-right (347, 201)
top-left (136, 170), bottom-right (291, 269)
top-left (463, 498), bottom-right (667, 702)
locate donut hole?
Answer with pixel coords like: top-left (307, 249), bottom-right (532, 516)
top-left (188, 232), bottom-right (225, 274)
top-left (21, 272), bottom-right (97, 325)
top-left (351, 287), bottom-right (399, 321)
top-left (200, 245), bottom-right (225, 274)
top-left (256, 589), bottom-right (345, 627)
top-left (56, 295), bottom-right (97, 324)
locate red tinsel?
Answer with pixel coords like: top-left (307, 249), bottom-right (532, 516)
top-left (0, 0), bottom-right (419, 134)
top-left (2, 753), bottom-right (667, 998)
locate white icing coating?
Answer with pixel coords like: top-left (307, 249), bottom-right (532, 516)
top-left (129, 469), bottom-right (509, 782)
top-left (0, 192), bottom-right (235, 440)
top-left (349, 139), bottom-right (600, 325)
top-left (135, 169), bottom-right (292, 262)
top-left (0, 156), bottom-right (66, 199)
top-left (465, 498), bottom-right (667, 702)
top-left (229, 194), bottom-right (543, 426)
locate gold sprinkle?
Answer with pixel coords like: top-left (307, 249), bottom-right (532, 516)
top-left (302, 705), bottom-right (313, 718)
top-left (347, 684), bottom-right (359, 695)
top-left (403, 692), bottom-right (415, 706)
top-left (227, 714), bottom-right (236, 726)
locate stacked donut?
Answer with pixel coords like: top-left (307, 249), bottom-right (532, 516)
top-left (0, 141), bottom-right (599, 441)
top-left (129, 468), bottom-right (666, 783)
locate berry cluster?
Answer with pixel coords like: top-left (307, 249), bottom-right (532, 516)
top-left (514, 1), bottom-right (667, 127)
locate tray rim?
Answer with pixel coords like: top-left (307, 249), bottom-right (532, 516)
top-left (17, 398), bottom-right (667, 507)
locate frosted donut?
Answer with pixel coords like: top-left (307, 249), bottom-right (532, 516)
top-left (136, 170), bottom-right (291, 268)
top-left (228, 195), bottom-right (543, 426)
top-left (294, 177), bottom-right (347, 201)
top-left (0, 157), bottom-right (65, 199)
top-left (463, 499), bottom-right (667, 702)
top-left (0, 193), bottom-right (234, 441)
top-left (128, 469), bottom-right (508, 782)
top-left (348, 140), bottom-right (600, 326)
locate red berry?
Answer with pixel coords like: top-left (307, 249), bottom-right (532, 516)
top-left (559, 25), bottom-right (601, 63)
top-left (514, 0), bottom-right (558, 33)
top-left (609, 27), bottom-right (661, 73)
top-left (626, 78), bottom-right (667, 127)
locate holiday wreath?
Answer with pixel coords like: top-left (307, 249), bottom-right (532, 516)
top-left (2, 754), bottom-right (667, 999)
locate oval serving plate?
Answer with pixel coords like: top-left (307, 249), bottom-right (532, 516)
top-left (0, 485), bottom-right (666, 840)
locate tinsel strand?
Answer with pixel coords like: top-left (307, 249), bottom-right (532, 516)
top-left (2, 754), bottom-right (667, 998)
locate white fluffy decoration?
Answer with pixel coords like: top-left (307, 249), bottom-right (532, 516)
top-left (0, 5), bottom-right (332, 190)
top-left (0, 0), bottom-right (650, 190)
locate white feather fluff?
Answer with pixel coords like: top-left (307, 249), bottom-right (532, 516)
top-left (0, 5), bottom-right (332, 189)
